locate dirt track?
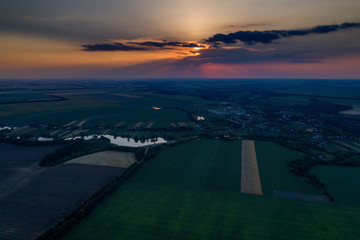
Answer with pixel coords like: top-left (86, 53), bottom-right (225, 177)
top-left (241, 140), bottom-right (262, 195)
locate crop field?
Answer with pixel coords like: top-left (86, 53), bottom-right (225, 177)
top-left (0, 164), bottom-right (126, 240)
top-left (241, 140), bottom-right (262, 195)
top-left (63, 139), bottom-right (360, 240)
top-left (2, 80), bottom-right (360, 239)
top-left (255, 141), bottom-right (320, 196)
top-left (66, 151), bottom-right (136, 168)
top-left (0, 143), bottom-right (129, 240)
top-left (130, 139), bottom-right (243, 192)
top-left (341, 106), bottom-right (360, 115)
top-left (0, 143), bottom-right (61, 189)
top-left (271, 82), bottom-right (360, 99)
top-left (0, 80), bottom-right (221, 132)
top-left (0, 91), bottom-right (61, 104)
top-left (335, 141), bottom-right (360, 152)
top-left (310, 166), bottom-right (360, 205)
top-left (0, 93), bottom-right (193, 128)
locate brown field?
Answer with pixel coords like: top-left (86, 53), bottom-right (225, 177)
top-left (115, 122), bottom-right (126, 127)
top-left (62, 130), bottom-right (84, 139)
top-left (52, 91), bottom-right (106, 96)
top-left (77, 121), bottom-right (86, 127)
top-left (336, 141), bottom-right (360, 152)
top-left (102, 129), bottom-right (111, 134)
top-left (241, 140), bottom-right (262, 195)
top-left (134, 122), bottom-right (143, 128)
top-left (19, 127), bottom-right (36, 135)
top-left (63, 121), bottom-right (76, 127)
top-left (178, 122), bottom-right (188, 127)
top-left (227, 119), bottom-right (239, 124)
top-left (10, 126), bottom-right (29, 134)
top-left (340, 106), bottom-right (360, 115)
top-left (145, 122), bottom-right (154, 128)
top-left (10, 126), bottom-right (36, 136)
top-left (65, 151), bottom-right (136, 168)
top-left (50, 129), bottom-right (62, 136)
top-left (112, 93), bottom-right (140, 98)
top-left (58, 130), bottom-right (72, 138)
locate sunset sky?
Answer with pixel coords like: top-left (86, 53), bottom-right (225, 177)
top-left (1, 0), bottom-right (360, 79)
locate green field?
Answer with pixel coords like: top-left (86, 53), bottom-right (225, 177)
top-left (0, 94), bottom-right (192, 127)
top-left (310, 165), bottom-right (360, 205)
top-left (63, 139), bottom-right (360, 240)
top-left (131, 139), bottom-right (242, 192)
top-left (0, 91), bottom-right (58, 104)
top-left (255, 141), bottom-right (320, 195)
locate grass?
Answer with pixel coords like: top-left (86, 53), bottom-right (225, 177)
top-left (255, 141), bottom-right (321, 196)
top-left (130, 139), bottom-right (242, 192)
top-left (63, 139), bottom-right (360, 240)
top-left (0, 95), bottom-right (191, 127)
top-left (310, 165), bottom-right (360, 205)
top-left (0, 91), bottom-right (58, 104)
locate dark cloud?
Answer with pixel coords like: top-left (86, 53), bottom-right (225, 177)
top-left (82, 43), bottom-right (148, 51)
top-left (81, 22), bottom-right (360, 55)
top-left (208, 31), bottom-right (280, 45)
top-left (128, 41), bottom-right (179, 48)
top-left (207, 22), bottom-right (360, 45)
top-left (190, 48), bottom-right (322, 64)
top-left (129, 41), bottom-right (205, 48)
top-left (82, 41), bottom-right (205, 52)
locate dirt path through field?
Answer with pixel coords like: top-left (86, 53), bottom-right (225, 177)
top-left (241, 140), bottom-right (262, 195)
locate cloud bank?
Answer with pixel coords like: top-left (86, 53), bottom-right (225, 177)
top-left (82, 41), bottom-right (205, 51)
top-left (82, 22), bottom-right (360, 52)
top-left (206, 22), bottom-right (360, 45)
top-left (82, 43), bottom-right (148, 51)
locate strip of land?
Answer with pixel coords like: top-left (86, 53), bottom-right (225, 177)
top-left (241, 140), bottom-right (262, 195)
top-left (65, 151), bottom-right (136, 168)
top-left (63, 121), bottom-right (77, 127)
top-left (115, 122), bottom-right (126, 127)
top-left (134, 122), bottom-right (143, 128)
top-left (336, 141), bottom-right (360, 152)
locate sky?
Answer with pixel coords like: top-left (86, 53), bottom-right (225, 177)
top-left (1, 0), bottom-right (360, 79)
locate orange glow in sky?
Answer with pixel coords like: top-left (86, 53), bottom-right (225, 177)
top-left (1, 0), bottom-right (359, 79)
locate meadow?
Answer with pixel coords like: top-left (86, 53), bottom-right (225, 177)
top-left (0, 91), bottom-right (195, 128)
top-left (255, 141), bottom-right (320, 196)
top-left (310, 165), bottom-right (360, 205)
top-left (0, 91), bottom-right (61, 104)
top-left (63, 139), bottom-right (360, 240)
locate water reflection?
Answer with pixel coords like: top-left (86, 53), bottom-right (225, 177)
top-left (0, 126), bottom-right (11, 131)
top-left (65, 134), bottom-right (167, 147)
top-left (37, 137), bottom-right (54, 142)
